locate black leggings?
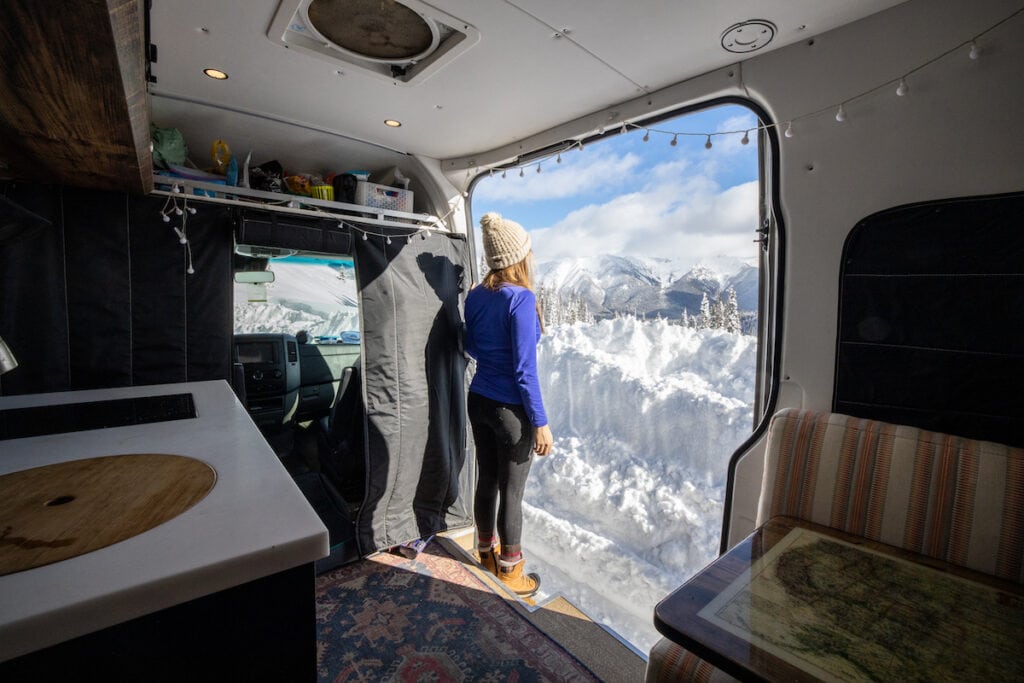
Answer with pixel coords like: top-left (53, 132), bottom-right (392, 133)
top-left (467, 391), bottom-right (534, 553)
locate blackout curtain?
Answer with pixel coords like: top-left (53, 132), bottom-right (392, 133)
top-left (353, 225), bottom-right (473, 553)
top-left (0, 184), bottom-right (233, 397)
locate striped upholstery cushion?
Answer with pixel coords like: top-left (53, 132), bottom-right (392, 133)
top-left (757, 408), bottom-right (1024, 584)
top-left (647, 408), bottom-right (1024, 681)
top-left (644, 638), bottom-right (737, 683)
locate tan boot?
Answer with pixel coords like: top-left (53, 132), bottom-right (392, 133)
top-left (477, 544), bottom-right (500, 576)
top-left (498, 557), bottom-right (541, 597)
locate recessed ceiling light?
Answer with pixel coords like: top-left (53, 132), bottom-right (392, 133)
top-left (203, 68), bottom-right (229, 80)
top-left (384, 119), bottom-right (402, 127)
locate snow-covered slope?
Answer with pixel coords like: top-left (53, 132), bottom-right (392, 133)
top-left (525, 316), bottom-right (755, 652)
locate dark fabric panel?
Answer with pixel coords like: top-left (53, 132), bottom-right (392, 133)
top-left (235, 210), bottom-right (353, 255)
top-left (1, 185), bottom-right (234, 397)
top-left (129, 194), bottom-right (188, 384)
top-left (836, 344), bottom-right (1020, 419)
top-left (183, 204), bottom-right (234, 382)
top-left (128, 195), bottom-right (234, 385)
top-left (843, 193), bottom-right (1024, 275)
top-left (839, 275), bottom-right (1024, 354)
top-left (354, 227), bottom-right (471, 554)
top-left (0, 183), bottom-right (68, 395)
top-left (835, 191), bottom-right (1024, 447)
top-left (62, 187), bottom-right (133, 389)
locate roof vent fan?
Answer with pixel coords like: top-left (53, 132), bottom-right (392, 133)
top-left (268, 0), bottom-right (479, 85)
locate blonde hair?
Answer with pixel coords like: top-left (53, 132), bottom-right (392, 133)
top-left (482, 252), bottom-right (534, 291)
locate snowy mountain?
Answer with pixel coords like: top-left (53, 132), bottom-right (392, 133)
top-left (536, 254), bottom-right (757, 325)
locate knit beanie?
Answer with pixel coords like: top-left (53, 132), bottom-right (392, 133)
top-left (480, 212), bottom-right (531, 270)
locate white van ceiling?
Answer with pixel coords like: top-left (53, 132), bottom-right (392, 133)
top-left (149, 0), bottom-right (907, 172)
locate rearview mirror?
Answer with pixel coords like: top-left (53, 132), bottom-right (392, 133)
top-left (234, 270), bottom-right (275, 284)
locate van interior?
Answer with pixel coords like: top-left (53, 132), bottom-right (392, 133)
top-left (1, 0), bottom-right (1021, 680)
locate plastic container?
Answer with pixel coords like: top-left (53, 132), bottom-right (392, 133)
top-left (355, 181), bottom-right (413, 212)
top-left (309, 185), bottom-right (334, 201)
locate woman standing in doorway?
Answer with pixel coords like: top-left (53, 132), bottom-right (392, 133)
top-left (464, 212), bottom-right (553, 598)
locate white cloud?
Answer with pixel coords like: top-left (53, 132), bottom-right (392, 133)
top-left (711, 112), bottom-right (760, 155)
top-left (530, 159), bottom-right (759, 269)
top-left (472, 149), bottom-right (642, 203)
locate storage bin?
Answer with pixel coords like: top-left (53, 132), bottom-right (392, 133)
top-left (309, 185), bottom-right (334, 201)
top-left (355, 181), bottom-right (413, 212)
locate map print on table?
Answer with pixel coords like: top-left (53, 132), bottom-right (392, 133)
top-left (698, 527), bottom-right (1024, 682)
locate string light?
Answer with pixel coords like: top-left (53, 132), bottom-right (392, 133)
top-left (519, 168), bottom-right (525, 177)
top-left (346, 222), bottom-right (436, 245)
top-left (477, 6), bottom-right (1018, 178)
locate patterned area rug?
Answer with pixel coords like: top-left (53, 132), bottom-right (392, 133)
top-left (316, 540), bottom-right (599, 682)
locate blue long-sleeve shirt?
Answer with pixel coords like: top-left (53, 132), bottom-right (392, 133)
top-left (463, 284), bottom-right (548, 427)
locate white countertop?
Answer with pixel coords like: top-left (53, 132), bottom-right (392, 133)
top-left (0, 380), bottom-right (329, 662)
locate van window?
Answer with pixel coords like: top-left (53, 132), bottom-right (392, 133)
top-left (469, 103), bottom-right (761, 652)
top-left (233, 255), bottom-right (360, 343)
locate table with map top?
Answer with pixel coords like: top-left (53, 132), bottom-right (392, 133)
top-left (654, 516), bottom-right (1024, 682)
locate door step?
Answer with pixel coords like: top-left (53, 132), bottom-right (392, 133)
top-left (436, 529), bottom-right (648, 682)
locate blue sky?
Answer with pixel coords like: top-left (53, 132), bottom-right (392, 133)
top-left (471, 103), bottom-right (760, 270)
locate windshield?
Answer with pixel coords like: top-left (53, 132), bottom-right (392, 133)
top-left (233, 255), bottom-right (359, 344)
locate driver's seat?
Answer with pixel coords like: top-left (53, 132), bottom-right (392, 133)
top-left (317, 360), bottom-right (365, 504)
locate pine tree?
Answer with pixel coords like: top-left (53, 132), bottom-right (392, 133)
top-left (724, 287), bottom-right (741, 334)
top-left (698, 293), bottom-right (711, 329)
top-left (711, 295), bottom-right (726, 330)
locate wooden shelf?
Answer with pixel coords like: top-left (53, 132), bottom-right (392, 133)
top-left (0, 0), bottom-right (152, 195)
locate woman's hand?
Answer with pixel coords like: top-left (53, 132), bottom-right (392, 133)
top-left (534, 425), bottom-right (553, 456)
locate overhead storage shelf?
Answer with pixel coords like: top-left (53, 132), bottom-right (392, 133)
top-left (151, 178), bottom-right (449, 232)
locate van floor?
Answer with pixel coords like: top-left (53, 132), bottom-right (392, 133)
top-left (265, 426), bottom-right (648, 679)
top-left (314, 526), bottom-right (648, 682)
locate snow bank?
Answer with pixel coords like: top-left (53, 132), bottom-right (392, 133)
top-left (525, 316), bottom-right (755, 652)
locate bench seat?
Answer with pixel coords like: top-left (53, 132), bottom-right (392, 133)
top-left (645, 407), bottom-right (1024, 681)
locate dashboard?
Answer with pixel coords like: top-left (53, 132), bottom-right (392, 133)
top-left (233, 333), bottom-right (360, 429)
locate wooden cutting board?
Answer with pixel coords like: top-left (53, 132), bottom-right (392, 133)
top-left (0, 454), bottom-right (217, 576)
